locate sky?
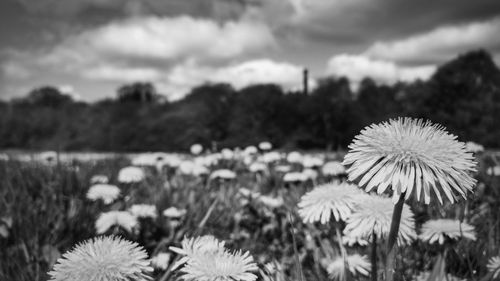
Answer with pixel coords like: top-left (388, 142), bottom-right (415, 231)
top-left (1, 0), bottom-right (500, 101)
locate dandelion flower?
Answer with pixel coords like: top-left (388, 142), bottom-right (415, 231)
top-left (487, 256), bottom-right (500, 279)
top-left (419, 219), bottom-right (476, 244)
top-left (48, 236), bottom-right (152, 281)
top-left (210, 169), bottom-right (236, 180)
top-left (302, 156), bottom-right (324, 168)
top-left (322, 161), bottom-right (347, 177)
top-left (191, 144), bottom-right (203, 155)
top-left (163, 207), bottom-right (187, 219)
top-left (118, 166), bottom-right (145, 183)
top-left (298, 182), bottom-right (364, 224)
top-left (321, 254), bottom-right (370, 280)
top-left (244, 146), bottom-right (258, 155)
top-left (90, 174), bottom-right (109, 184)
top-left (274, 165), bottom-right (291, 173)
top-left (260, 151), bottom-right (281, 163)
top-left (150, 253), bottom-right (171, 270)
top-left (87, 184), bottom-right (120, 204)
top-left (287, 151), bottom-right (303, 163)
top-left (487, 166), bottom-right (500, 176)
top-left (248, 162), bottom-right (267, 173)
top-left (258, 195), bottom-right (284, 209)
top-left (258, 142), bottom-right (272, 151)
top-left (344, 195), bottom-right (416, 245)
top-left (170, 236), bottom-right (257, 281)
top-left (96, 211), bottom-right (138, 234)
top-left (283, 172), bottom-right (308, 183)
top-left (221, 148), bottom-right (234, 160)
top-left (414, 271), bottom-right (465, 281)
top-left (302, 168), bottom-right (318, 180)
top-left (129, 204), bottom-right (158, 219)
top-left (343, 118), bottom-right (477, 204)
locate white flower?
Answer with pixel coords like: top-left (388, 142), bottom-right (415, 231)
top-left (260, 151), bottom-right (281, 163)
top-left (322, 161), bottom-right (347, 176)
top-left (163, 207), bottom-right (187, 218)
top-left (244, 146), bottom-right (258, 155)
top-left (414, 271), bottom-right (465, 281)
top-left (258, 195), bottom-right (284, 209)
top-left (151, 253), bottom-right (171, 270)
top-left (89, 174), bottom-right (109, 184)
top-left (487, 256), bottom-right (500, 279)
top-left (129, 204), bottom-right (158, 219)
top-left (342, 235), bottom-right (369, 247)
top-left (249, 162), bottom-right (267, 173)
top-left (170, 236), bottom-right (257, 281)
top-left (38, 151), bottom-right (57, 164)
top-left (221, 148), bottom-right (234, 160)
top-left (238, 188), bottom-right (261, 199)
top-left (419, 219), bottom-right (476, 244)
top-left (118, 166), bottom-right (145, 183)
top-left (210, 169), bottom-right (236, 180)
top-left (274, 165), bottom-right (291, 173)
top-left (465, 141), bottom-right (484, 153)
top-left (287, 151), bottom-right (303, 163)
top-left (283, 172), bottom-right (308, 183)
top-left (258, 142), bottom-right (272, 151)
top-left (344, 195), bottom-right (416, 245)
top-left (487, 166), bottom-right (500, 176)
top-left (179, 161), bottom-right (209, 176)
top-left (0, 153), bottom-right (9, 161)
top-left (298, 182), bottom-right (364, 224)
top-left (321, 254), bottom-right (370, 280)
top-left (48, 236), bottom-right (152, 281)
top-left (302, 156), bottom-right (324, 168)
top-left (87, 184), bottom-right (120, 204)
top-left (343, 118), bottom-right (477, 204)
top-left (191, 144), bottom-right (204, 155)
top-left (131, 153), bottom-right (159, 166)
top-left (302, 168), bottom-right (318, 180)
top-left (95, 211), bottom-right (138, 234)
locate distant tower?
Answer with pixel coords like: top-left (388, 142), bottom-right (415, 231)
top-left (303, 68), bottom-right (309, 95)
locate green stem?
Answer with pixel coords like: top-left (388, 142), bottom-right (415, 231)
top-left (385, 193), bottom-right (405, 281)
top-left (371, 232), bottom-right (377, 281)
top-left (334, 224), bottom-right (352, 281)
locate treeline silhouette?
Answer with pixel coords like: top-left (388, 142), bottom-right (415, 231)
top-left (1, 50), bottom-right (500, 152)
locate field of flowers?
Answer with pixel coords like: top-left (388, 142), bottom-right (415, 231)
top-left (2, 119), bottom-right (500, 281)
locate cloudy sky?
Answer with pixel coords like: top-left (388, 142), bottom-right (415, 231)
top-left (1, 0), bottom-right (500, 101)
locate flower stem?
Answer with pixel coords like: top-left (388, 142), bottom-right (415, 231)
top-left (371, 232), bottom-right (377, 281)
top-left (385, 193), bottom-right (405, 281)
top-left (334, 224), bottom-right (352, 281)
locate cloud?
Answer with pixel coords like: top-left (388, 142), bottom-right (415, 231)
top-left (365, 16), bottom-right (500, 64)
top-left (326, 54), bottom-right (436, 89)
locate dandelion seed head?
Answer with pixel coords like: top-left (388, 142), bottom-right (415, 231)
top-left (344, 195), bottom-right (416, 245)
top-left (343, 118), bottom-right (477, 204)
top-left (298, 182), bottom-right (365, 224)
top-left (419, 219), bottom-right (476, 244)
top-left (48, 236), bottom-right (152, 281)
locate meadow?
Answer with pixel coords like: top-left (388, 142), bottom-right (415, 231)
top-left (1, 139), bottom-right (499, 281)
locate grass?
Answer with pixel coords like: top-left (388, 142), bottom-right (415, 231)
top-left (0, 152), bottom-right (499, 280)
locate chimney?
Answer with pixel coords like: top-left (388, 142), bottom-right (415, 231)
top-left (303, 68), bottom-right (309, 95)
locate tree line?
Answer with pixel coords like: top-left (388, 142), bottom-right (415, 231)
top-left (1, 50), bottom-right (500, 152)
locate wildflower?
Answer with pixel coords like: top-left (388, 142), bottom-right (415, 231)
top-left (302, 168), bottom-right (318, 180)
top-left (342, 235), bottom-right (369, 247)
top-left (283, 172), bottom-right (308, 183)
top-left (238, 188), bottom-right (261, 199)
top-left (221, 148), bottom-right (234, 160)
top-left (129, 204), bottom-right (158, 219)
top-left (465, 141), bottom-right (484, 153)
top-left (302, 156), bottom-right (324, 168)
top-left (150, 253), bottom-right (171, 270)
top-left (487, 256), bottom-right (500, 279)
top-left (419, 219), bottom-right (476, 244)
top-left (87, 184), bottom-right (120, 204)
top-left (260, 151), bottom-right (281, 163)
top-left (118, 166), bottom-right (145, 183)
top-left (95, 211), bottom-right (138, 234)
top-left (414, 271), bottom-right (465, 281)
top-left (274, 165), bottom-right (291, 173)
top-left (244, 146), bottom-right (258, 155)
top-left (170, 236), bottom-right (257, 281)
top-left (210, 169), bottom-right (236, 180)
top-left (191, 144), bottom-right (203, 155)
top-left (39, 151), bottom-right (57, 165)
top-left (487, 166), bottom-right (500, 176)
top-left (179, 161), bottom-right (209, 176)
top-left (298, 182), bottom-right (364, 224)
top-left (89, 174), bottom-right (109, 184)
top-left (287, 151), bottom-right (303, 163)
top-left (322, 161), bottom-right (347, 176)
top-left (343, 118), bottom-right (477, 204)
top-left (48, 236), bottom-right (152, 281)
top-left (248, 162), bottom-right (267, 173)
top-left (258, 142), bottom-right (272, 151)
top-left (343, 195), bottom-right (416, 245)
top-left (163, 207), bottom-right (187, 219)
top-left (321, 254), bottom-right (370, 281)
top-left (258, 195), bottom-right (284, 209)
